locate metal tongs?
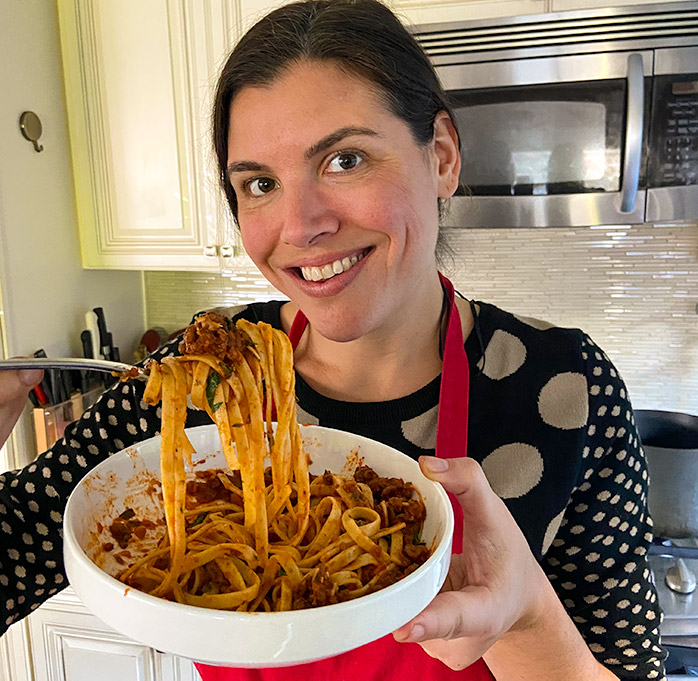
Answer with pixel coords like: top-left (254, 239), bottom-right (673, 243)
top-left (0, 357), bottom-right (148, 379)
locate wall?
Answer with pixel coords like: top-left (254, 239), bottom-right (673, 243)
top-left (0, 0), bottom-right (145, 467)
top-left (143, 222), bottom-right (698, 415)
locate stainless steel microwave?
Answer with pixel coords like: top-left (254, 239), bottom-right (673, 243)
top-left (414, 2), bottom-right (698, 228)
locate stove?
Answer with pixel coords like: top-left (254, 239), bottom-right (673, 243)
top-left (649, 537), bottom-right (698, 678)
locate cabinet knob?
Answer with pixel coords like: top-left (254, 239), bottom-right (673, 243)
top-left (219, 244), bottom-right (234, 258)
top-left (204, 245), bottom-right (218, 258)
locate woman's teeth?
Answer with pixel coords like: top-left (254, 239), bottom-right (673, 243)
top-left (300, 252), bottom-right (365, 282)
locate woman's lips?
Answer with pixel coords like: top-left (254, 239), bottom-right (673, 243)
top-left (285, 247), bottom-right (372, 296)
top-left (298, 249), bottom-right (369, 282)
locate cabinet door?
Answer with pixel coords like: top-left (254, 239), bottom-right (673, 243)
top-left (386, 0), bottom-right (548, 25)
top-left (58, 0), bottom-right (238, 271)
top-left (552, 0), bottom-right (679, 10)
top-left (391, 0), bottom-right (681, 25)
top-left (239, 1), bottom-right (549, 37)
top-left (0, 621), bottom-right (33, 681)
top-left (26, 588), bottom-right (198, 681)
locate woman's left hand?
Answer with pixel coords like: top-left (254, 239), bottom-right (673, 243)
top-left (392, 455), bottom-right (551, 671)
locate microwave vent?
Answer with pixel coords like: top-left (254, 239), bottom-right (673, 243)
top-left (414, 2), bottom-right (698, 64)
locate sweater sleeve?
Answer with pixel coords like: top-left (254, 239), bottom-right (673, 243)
top-left (540, 335), bottom-right (666, 680)
top-left (0, 336), bottom-right (182, 634)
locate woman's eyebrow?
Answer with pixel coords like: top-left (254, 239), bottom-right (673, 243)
top-left (226, 160), bottom-right (271, 177)
top-left (226, 127), bottom-right (380, 178)
top-left (304, 126), bottom-right (379, 159)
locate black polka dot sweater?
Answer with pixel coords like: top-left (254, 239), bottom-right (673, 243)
top-left (0, 300), bottom-right (666, 679)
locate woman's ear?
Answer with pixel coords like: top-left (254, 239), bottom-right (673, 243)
top-left (432, 111), bottom-right (461, 199)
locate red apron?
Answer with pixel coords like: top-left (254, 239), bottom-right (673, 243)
top-left (196, 274), bottom-right (494, 681)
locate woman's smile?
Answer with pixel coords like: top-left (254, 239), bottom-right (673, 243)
top-left (295, 247), bottom-right (370, 283)
top-left (283, 245), bottom-right (373, 296)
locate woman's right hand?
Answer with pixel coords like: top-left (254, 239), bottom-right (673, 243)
top-left (0, 368), bottom-right (43, 449)
top-left (393, 456), bottom-right (619, 680)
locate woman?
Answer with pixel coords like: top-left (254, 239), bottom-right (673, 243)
top-left (0, 1), bottom-right (665, 679)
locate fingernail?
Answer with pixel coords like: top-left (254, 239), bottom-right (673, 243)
top-left (19, 369), bottom-right (43, 386)
top-left (410, 623), bottom-right (426, 642)
top-left (422, 456), bottom-right (449, 473)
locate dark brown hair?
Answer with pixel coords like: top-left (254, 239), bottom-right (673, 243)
top-left (212, 0), bottom-right (460, 221)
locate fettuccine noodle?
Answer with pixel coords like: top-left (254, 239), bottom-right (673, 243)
top-left (111, 312), bottom-right (430, 612)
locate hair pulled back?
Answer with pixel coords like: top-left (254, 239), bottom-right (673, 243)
top-left (212, 0), bottom-right (459, 220)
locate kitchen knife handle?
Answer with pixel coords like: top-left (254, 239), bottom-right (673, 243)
top-left (104, 331), bottom-right (114, 361)
top-left (80, 330), bottom-right (93, 359)
top-left (33, 383), bottom-right (49, 406)
top-left (93, 307), bottom-right (114, 361)
top-left (85, 312), bottom-right (101, 360)
top-left (93, 307), bottom-right (107, 345)
top-left (33, 349), bottom-right (54, 404)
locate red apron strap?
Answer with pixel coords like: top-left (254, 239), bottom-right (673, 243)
top-left (435, 272), bottom-right (469, 460)
top-left (435, 272), bottom-right (469, 554)
top-left (287, 308), bottom-right (308, 350)
top-left (197, 280), bottom-right (490, 680)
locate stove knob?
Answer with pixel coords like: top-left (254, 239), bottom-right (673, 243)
top-left (665, 558), bottom-right (697, 594)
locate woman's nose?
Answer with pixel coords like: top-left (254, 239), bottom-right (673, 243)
top-left (278, 184), bottom-right (340, 249)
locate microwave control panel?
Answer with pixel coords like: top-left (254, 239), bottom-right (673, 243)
top-left (649, 74), bottom-right (698, 188)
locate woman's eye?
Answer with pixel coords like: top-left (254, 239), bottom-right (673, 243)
top-left (327, 153), bottom-right (362, 173)
top-left (247, 177), bottom-right (277, 196)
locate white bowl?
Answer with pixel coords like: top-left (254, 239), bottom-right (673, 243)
top-left (64, 424), bottom-right (453, 667)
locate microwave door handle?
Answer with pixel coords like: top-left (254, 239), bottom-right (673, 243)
top-left (619, 53), bottom-right (644, 213)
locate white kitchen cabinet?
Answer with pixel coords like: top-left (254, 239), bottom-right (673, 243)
top-left (392, 0), bottom-right (682, 25)
top-left (389, 0), bottom-right (548, 25)
top-left (242, 1), bottom-right (552, 32)
top-left (24, 588), bottom-right (197, 681)
top-left (552, 0), bottom-right (679, 10)
top-left (58, 0), bottom-right (243, 271)
top-left (1, 622), bottom-right (32, 681)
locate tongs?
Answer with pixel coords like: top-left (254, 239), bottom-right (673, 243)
top-left (0, 357), bottom-right (148, 379)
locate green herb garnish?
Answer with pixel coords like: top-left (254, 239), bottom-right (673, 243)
top-left (206, 373), bottom-right (222, 413)
top-left (412, 531), bottom-right (425, 546)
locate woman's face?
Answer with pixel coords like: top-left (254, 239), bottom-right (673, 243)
top-left (226, 61), bottom-right (460, 342)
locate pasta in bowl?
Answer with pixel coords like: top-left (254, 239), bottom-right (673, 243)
top-left (63, 424), bottom-right (453, 666)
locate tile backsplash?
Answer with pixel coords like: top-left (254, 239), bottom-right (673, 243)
top-left (144, 222), bottom-right (698, 414)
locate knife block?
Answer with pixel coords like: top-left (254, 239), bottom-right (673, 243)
top-left (32, 386), bottom-right (103, 456)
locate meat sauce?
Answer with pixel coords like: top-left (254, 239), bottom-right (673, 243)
top-left (185, 469), bottom-right (243, 508)
top-left (109, 464), bottom-right (431, 608)
top-left (179, 311), bottom-right (248, 364)
top-left (354, 465), bottom-right (427, 529)
top-left (293, 466), bottom-right (431, 608)
top-left (106, 508), bottom-right (156, 550)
